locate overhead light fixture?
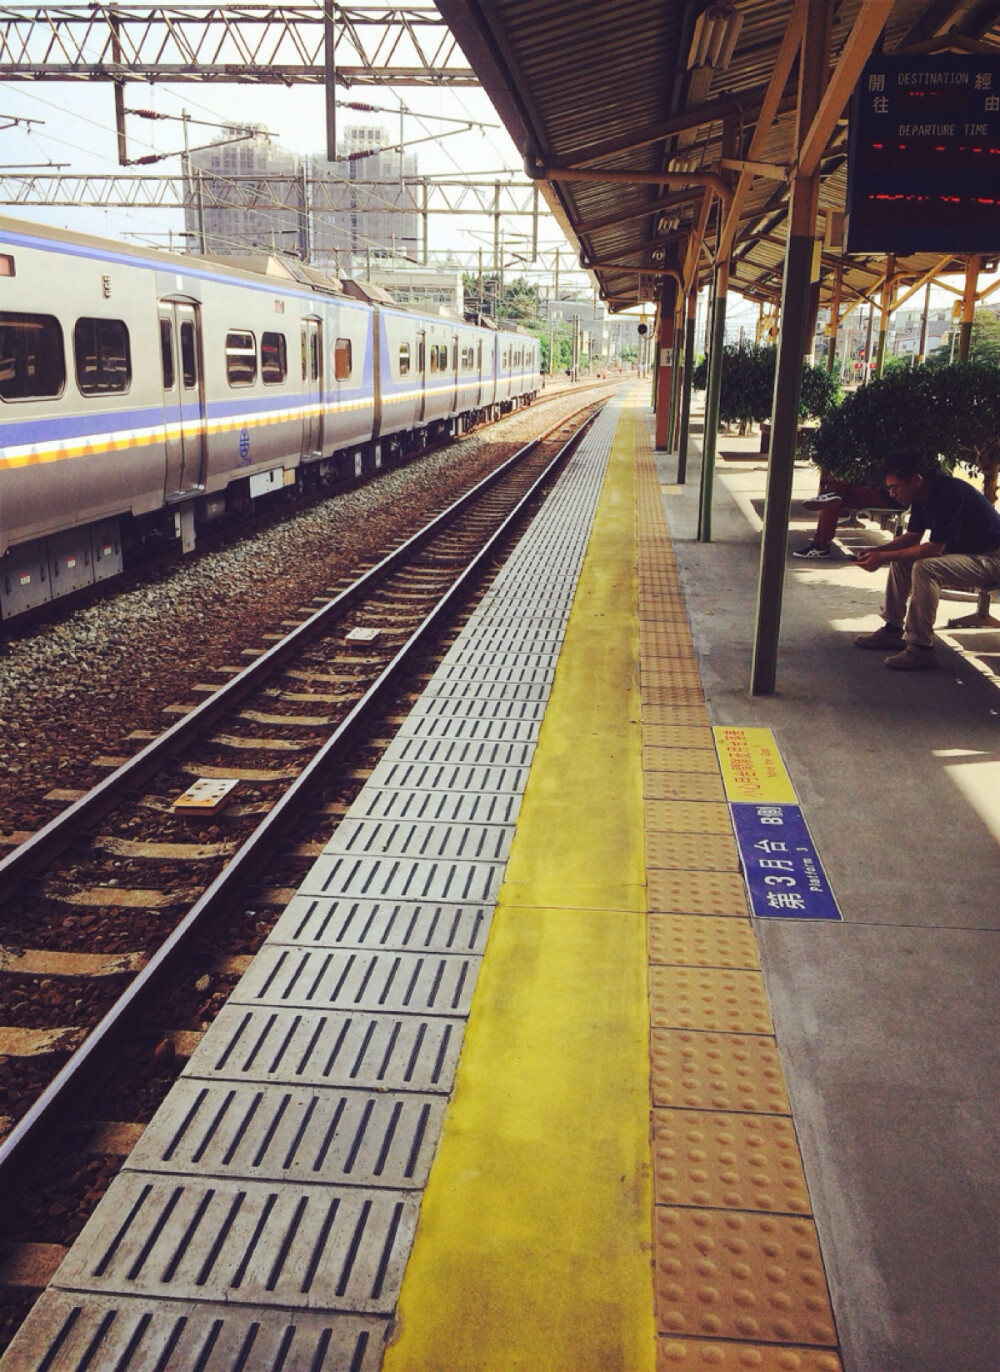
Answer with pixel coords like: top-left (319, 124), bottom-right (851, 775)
top-left (687, 3), bottom-right (744, 71)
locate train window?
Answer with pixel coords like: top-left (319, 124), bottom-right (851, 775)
top-left (160, 319), bottom-right (174, 390)
top-left (452, 342), bottom-right (458, 370)
top-left (180, 320), bottom-right (197, 389)
top-left (0, 311), bottom-right (64, 400)
top-left (226, 329), bottom-right (256, 386)
top-left (460, 347), bottom-right (473, 370)
top-left (74, 318), bottom-right (131, 396)
top-left (334, 337), bottom-right (352, 381)
top-left (0, 254), bottom-right (14, 277)
top-left (429, 344), bottom-right (437, 375)
top-left (261, 331), bottom-right (287, 384)
top-left (399, 342), bottom-right (410, 376)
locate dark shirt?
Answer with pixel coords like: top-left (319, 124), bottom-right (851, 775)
top-left (907, 471), bottom-right (1000, 555)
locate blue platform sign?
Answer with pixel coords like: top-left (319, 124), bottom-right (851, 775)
top-left (731, 803), bottom-right (842, 921)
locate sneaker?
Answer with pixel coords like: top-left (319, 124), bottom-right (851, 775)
top-left (854, 624), bottom-right (903, 649)
top-left (803, 492), bottom-right (844, 511)
top-left (792, 541), bottom-right (832, 559)
top-left (884, 644), bottom-right (938, 671)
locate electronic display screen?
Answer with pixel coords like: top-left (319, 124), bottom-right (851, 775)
top-left (846, 53), bottom-right (1000, 253)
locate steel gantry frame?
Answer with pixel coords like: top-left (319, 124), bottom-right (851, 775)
top-left (0, 2), bottom-right (477, 163)
top-left (0, 4), bottom-right (475, 85)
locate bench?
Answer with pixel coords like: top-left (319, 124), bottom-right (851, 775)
top-left (946, 584), bottom-right (1000, 629)
top-left (838, 506), bottom-right (905, 535)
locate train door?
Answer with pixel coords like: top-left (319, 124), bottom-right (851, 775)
top-left (159, 301), bottom-right (207, 497)
top-left (416, 330), bottom-right (426, 423)
top-left (301, 317), bottom-right (324, 458)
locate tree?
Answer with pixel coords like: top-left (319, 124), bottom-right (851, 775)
top-left (692, 342), bottom-right (842, 429)
top-left (807, 362), bottom-right (1000, 501)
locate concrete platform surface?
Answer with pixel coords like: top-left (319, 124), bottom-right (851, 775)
top-left (658, 416), bottom-right (999, 1372)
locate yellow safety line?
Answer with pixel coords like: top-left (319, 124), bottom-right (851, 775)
top-left (383, 393), bottom-right (656, 1371)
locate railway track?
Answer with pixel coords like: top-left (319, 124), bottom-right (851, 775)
top-left (0, 402), bottom-right (601, 1244)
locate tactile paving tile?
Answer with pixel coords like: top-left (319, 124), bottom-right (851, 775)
top-left (643, 725), bottom-right (716, 749)
top-left (0, 1292), bottom-right (387, 1372)
top-left (647, 869), bottom-right (750, 917)
top-left (645, 830), bottom-right (740, 871)
top-left (651, 1109), bottom-right (810, 1213)
top-left (270, 899), bottom-right (492, 953)
top-left (646, 800), bottom-right (735, 835)
top-left (648, 913), bottom-right (759, 969)
top-left (653, 1207), bottom-right (837, 1348)
top-left (643, 747), bottom-right (723, 774)
top-left (641, 685), bottom-right (708, 707)
top-left (643, 704), bottom-right (713, 728)
top-left (657, 1337), bottom-right (843, 1371)
top-left (645, 771), bottom-right (727, 803)
top-left (129, 1079), bottom-right (446, 1189)
top-left (54, 1172), bottom-right (418, 1314)
top-left (650, 1029), bottom-right (791, 1115)
top-left (649, 966), bottom-right (773, 1035)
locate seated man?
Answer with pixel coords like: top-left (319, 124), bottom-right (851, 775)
top-left (853, 449), bottom-right (1000, 671)
top-left (793, 475), bottom-right (902, 559)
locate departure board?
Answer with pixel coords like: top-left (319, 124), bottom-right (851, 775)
top-left (846, 53), bottom-right (1000, 253)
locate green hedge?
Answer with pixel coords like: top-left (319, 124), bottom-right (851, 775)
top-left (692, 343), bottom-right (841, 427)
top-left (807, 363), bottom-right (1000, 494)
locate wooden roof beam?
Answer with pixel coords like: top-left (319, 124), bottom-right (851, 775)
top-left (718, 0), bottom-right (807, 260)
top-left (798, 0), bottom-right (898, 179)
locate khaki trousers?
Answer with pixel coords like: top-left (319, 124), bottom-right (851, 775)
top-left (883, 551), bottom-right (1000, 646)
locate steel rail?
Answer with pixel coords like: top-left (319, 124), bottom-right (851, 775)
top-left (0, 410), bottom-right (567, 905)
top-left (0, 407), bottom-right (600, 1197)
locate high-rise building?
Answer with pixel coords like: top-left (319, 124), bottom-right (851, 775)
top-left (310, 126), bottom-right (420, 270)
top-left (184, 126), bottom-right (302, 256)
top-left (183, 124), bottom-right (419, 270)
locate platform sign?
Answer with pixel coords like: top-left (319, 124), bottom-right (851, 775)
top-left (731, 803), bottom-right (842, 921)
top-left (714, 726), bottom-right (798, 804)
top-left (846, 52), bottom-right (1000, 253)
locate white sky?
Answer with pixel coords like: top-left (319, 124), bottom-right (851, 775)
top-left (0, 79), bottom-right (598, 296)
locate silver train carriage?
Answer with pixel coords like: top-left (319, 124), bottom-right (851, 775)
top-left (0, 215), bottom-right (540, 621)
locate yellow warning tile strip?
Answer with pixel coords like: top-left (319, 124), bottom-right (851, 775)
top-left (383, 393), bottom-right (655, 1370)
top-left (634, 413), bottom-right (844, 1370)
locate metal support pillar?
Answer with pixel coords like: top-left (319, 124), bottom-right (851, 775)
top-left (654, 282), bottom-right (677, 450)
top-left (751, 0), bottom-right (832, 696)
top-left (917, 281), bottom-right (931, 364)
top-left (676, 289), bottom-right (697, 484)
top-left (826, 261), bottom-right (843, 374)
top-left (874, 255), bottom-right (895, 377)
top-left (299, 166), bottom-right (310, 261)
top-left (698, 261), bottom-right (728, 542)
top-left (324, 3), bottom-right (337, 162)
top-left (958, 255), bottom-right (980, 362)
top-left (667, 294), bottom-right (685, 451)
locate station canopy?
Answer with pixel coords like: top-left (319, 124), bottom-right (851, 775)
top-left (436, 0), bottom-right (1000, 313)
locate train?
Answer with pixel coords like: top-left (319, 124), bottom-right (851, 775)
top-left (0, 214), bottom-right (540, 622)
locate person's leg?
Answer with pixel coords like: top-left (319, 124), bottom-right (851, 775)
top-left (854, 562), bottom-right (909, 647)
top-left (883, 560), bottom-right (911, 630)
top-left (904, 552), bottom-right (1000, 645)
